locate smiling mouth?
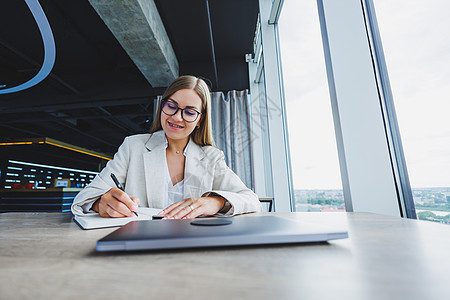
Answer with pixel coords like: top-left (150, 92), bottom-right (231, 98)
top-left (168, 121), bottom-right (184, 129)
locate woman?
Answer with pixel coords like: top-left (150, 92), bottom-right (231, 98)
top-left (71, 75), bottom-right (261, 219)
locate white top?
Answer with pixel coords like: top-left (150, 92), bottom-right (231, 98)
top-left (164, 136), bottom-right (188, 207)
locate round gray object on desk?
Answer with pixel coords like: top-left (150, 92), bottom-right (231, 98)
top-left (190, 219), bottom-right (232, 226)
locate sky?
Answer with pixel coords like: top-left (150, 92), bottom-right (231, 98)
top-left (278, 0), bottom-right (450, 189)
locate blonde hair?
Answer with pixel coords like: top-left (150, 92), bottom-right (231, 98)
top-left (151, 75), bottom-right (215, 147)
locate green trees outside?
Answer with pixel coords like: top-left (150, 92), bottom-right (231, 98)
top-left (417, 211), bottom-right (450, 224)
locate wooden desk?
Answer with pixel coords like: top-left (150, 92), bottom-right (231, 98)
top-left (1, 212), bottom-right (449, 299)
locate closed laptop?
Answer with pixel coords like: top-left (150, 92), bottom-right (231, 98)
top-left (96, 215), bottom-right (348, 252)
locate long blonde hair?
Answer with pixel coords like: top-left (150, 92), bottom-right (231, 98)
top-left (151, 75), bottom-right (215, 147)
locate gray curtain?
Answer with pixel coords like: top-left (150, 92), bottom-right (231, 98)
top-left (211, 90), bottom-right (253, 190)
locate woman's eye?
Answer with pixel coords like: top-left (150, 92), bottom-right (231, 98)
top-left (184, 109), bottom-right (196, 116)
top-left (167, 102), bottom-right (177, 109)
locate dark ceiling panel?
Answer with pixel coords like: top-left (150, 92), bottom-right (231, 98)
top-left (154, 0), bottom-right (259, 90)
top-left (210, 0), bottom-right (259, 58)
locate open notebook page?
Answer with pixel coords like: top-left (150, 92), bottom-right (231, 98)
top-left (73, 207), bottom-right (162, 230)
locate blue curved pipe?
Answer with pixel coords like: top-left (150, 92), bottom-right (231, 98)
top-left (0, 0), bottom-right (56, 94)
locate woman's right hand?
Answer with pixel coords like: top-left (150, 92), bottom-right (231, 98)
top-left (92, 188), bottom-right (140, 218)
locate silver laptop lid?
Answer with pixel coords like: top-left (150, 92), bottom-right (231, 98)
top-left (96, 215), bottom-right (348, 252)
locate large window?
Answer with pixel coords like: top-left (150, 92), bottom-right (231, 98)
top-left (374, 0), bottom-right (450, 224)
top-left (278, 1), bottom-right (344, 212)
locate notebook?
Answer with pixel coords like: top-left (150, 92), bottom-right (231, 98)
top-left (73, 207), bottom-right (162, 230)
top-left (96, 215), bottom-right (349, 251)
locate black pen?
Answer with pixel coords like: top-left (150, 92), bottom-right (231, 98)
top-left (110, 173), bottom-right (138, 217)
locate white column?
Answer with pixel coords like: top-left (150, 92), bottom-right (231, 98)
top-left (318, 0), bottom-right (401, 216)
top-left (257, 0), bottom-right (294, 212)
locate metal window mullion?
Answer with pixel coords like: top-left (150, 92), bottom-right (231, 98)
top-left (258, 0), bottom-right (293, 212)
top-left (273, 24), bottom-right (295, 212)
top-left (254, 38), bottom-right (262, 67)
top-left (362, 0), bottom-right (416, 218)
top-left (255, 56), bottom-right (264, 83)
top-left (268, 0), bottom-right (284, 24)
top-left (317, 0), bottom-right (354, 212)
top-left (247, 57), bottom-right (269, 197)
top-left (253, 22), bottom-right (263, 83)
top-left (360, 0), bottom-right (406, 217)
top-left (254, 24), bottom-right (262, 62)
top-left (253, 14), bottom-right (261, 53)
top-left (317, 0), bottom-right (402, 217)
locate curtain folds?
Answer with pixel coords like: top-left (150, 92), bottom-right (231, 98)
top-left (211, 90), bottom-right (253, 190)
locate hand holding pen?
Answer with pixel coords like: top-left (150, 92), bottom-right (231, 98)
top-left (110, 173), bottom-right (138, 216)
top-left (91, 174), bottom-right (140, 218)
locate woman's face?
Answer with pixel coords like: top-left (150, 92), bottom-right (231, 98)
top-left (160, 88), bottom-right (203, 143)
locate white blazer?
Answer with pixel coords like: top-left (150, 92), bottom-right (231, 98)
top-left (71, 130), bottom-right (261, 216)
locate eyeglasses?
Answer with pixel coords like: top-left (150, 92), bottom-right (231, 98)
top-left (161, 100), bottom-right (202, 123)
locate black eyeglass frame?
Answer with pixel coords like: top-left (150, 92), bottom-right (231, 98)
top-left (161, 99), bottom-right (202, 123)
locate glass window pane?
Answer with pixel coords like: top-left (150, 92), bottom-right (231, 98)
top-left (375, 0), bottom-right (450, 224)
top-left (279, 1), bottom-right (344, 212)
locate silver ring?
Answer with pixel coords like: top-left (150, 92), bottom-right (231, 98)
top-left (189, 205), bottom-right (194, 211)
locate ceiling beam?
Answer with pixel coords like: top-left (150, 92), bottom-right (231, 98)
top-left (0, 124), bottom-right (45, 139)
top-left (96, 107), bottom-right (142, 133)
top-left (0, 121), bottom-right (117, 149)
top-left (88, 0), bottom-right (179, 87)
top-left (54, 120), bottom-right (117, 148)
top-left (0, 111), bottom-right (152, 124)
top-left (0, 91), bottom-right (163, 114)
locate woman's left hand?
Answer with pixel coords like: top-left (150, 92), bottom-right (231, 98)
top-left (159, 196), bottom-right (225, 219)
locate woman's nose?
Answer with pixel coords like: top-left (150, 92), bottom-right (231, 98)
top-left (172, 109), bottom-right (183, 121)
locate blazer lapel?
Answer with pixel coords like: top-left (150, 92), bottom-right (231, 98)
top-left (143, 131), bottom-right (166, 209)
top-left (184, 139), bottom-right (209, 199)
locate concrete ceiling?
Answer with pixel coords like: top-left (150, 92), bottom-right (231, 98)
top-left (0, 0), bottom-right (259, 170)
top-left (88, 0), bottom-right (179, 87)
